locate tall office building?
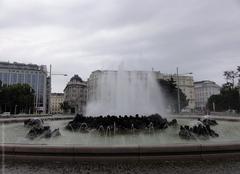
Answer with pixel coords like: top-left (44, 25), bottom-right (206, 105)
top-left (0, 61), bottom-right (48, 113)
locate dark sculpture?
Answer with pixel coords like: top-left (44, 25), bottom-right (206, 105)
top-left (201, 118), bottom-right (218, 126)
top-left (179, 126), bottom-right (195, 140)
top-left (24, 118), bottom-right (44, 128)
top-left (24, 118), bottom-right (61, 140)
top-left (66, 114), bottom-right (219, 140)
top-left (179, 118), bottom-right (219, 140)
top-left (66, 113), bottom-right (178, 135)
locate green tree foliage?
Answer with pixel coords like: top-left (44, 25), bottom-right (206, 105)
top-left (59, 101), bottom-right (71, 113)
top-left (0, 84), bottom-right (35, 114)
top-left (158, 78), bottom-right (189, 112)
top-left (223, 66), bottom-right (240, 87)
top-left (207, 66), bottom-right (240, 113)
top-left (224, 71), bottom-right (238, 86)
top-left (207, 87), bottom-right (240, 112)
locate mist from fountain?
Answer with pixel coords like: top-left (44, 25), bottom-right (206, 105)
top-left (86, 65), bottom-right (165, 116)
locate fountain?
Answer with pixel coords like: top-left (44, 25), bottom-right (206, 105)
top-left (86, 66), bottom-right (165, 116)
top-left (1, 69), bottom-right (240, 162)
top-left (1, 114), bottom-right (240, 162)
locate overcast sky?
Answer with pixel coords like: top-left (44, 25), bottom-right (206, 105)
top-left (0, 0), bottom-right (240, 92)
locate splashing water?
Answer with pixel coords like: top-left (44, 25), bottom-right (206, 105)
top-left (86, 68), bottom-right (165, 116)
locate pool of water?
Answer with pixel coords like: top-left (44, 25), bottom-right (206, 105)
top-left (1, 119), bottom-right (240, 146)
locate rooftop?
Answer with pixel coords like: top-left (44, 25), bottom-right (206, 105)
top-left (0, 61), bottom-right (47, 72)
top-left (70, 74), bottom-right (83, 82)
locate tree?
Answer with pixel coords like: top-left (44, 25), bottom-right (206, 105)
top-left (60, 101), bottom-right (71, 113)
top-left (223, 71), bottom-right (237, 87)
top-left (158, 78), bottom-right (189, 112)
top-left (0, 84), bottom-right (35, 114)
top-left (237, 66), bottom-right (240, 85)
top-left (223, 66), bottom-right (240, 88)
top-left (207, 66), bottom-right (240, 113)
top-left (207, 87), bottom-right (240, 113)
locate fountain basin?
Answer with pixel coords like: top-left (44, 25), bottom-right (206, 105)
top-left (1, 115), bottom-right (240, 161)
top-left (1, 143), bottom-right (240, 161)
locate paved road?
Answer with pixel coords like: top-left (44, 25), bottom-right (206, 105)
top-left (2, 159), bottom-right (240, 174)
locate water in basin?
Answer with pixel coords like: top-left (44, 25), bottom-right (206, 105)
top-left (1, 118), bottom-right (240, 146)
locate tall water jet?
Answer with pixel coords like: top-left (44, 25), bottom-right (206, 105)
top-left (86, 67), bottom-right (165, 116)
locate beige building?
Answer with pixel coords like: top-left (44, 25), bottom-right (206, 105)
top-left (159, 74), bottom-right (195, 111)
top-left (194, 80), bottom-right (220, 110)
top-left (64, 75), bottom-right (87, 114)
top-left (50, 93), bottom-right (64, 114)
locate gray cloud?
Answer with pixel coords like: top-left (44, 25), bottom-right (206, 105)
top-left (0, 0), bottom-right (240, 92)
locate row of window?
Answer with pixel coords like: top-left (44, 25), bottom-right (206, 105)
top-left (195, 91), bottom-right (219, 98)
top-left (52, 104), bottom-right (61, 108)
top-left (0, 72), bottom-right (46, 108)
top-left (0, 72), bottom-right (45, 89)
top-left (195, 87), bottom-right (219, 92)
top-left (51, 99), bottom-right (64, 102)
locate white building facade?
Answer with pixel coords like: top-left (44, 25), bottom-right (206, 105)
top-left (194, 80), bottom-right (221, 110)
top-left (50, 93), bottom-right (64, 114)
top-left (0, 61), bottom-right (48, 113)
top-left (88, 70), bottom-right (195, 112)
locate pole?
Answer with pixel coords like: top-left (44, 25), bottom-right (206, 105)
top-left (47, 65), bottom-right (67, 114)
top-left (36, 72), bottom-right (39, 114)
top-left (213, 102), bottom-right (216, 112)
top-left (49, 64), bottom-right (52, 114)
top-left (177, 67), bottom-right (181, 113)
top-left (14, 105), bottom-right (17, 115)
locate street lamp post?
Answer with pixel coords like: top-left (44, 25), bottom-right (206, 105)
top-left (177, 67), bottom-right (181, 113)
top-left (48, 64), bottom-right (67, 114)
top-left (48, 64), bottom-right (52, 115)
top-left (14, 105), bottom-right (17, 115)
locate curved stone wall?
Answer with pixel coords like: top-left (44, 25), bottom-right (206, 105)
top-left (1, 143), bottom-right (240, 161)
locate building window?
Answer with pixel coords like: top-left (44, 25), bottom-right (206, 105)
top-left (2, 73), bottom-right (8, 84)
top-left (11, 73), bottom-right (17, 84)
top-left (26, 74), bottom-right (31, 85)
top-left (18, 74), bottom-right (24, 83)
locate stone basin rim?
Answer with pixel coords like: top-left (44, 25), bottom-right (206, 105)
top-left (1, 142), bottom-right (240, 153)
top-left (1, 143), bottom-right (240, 161)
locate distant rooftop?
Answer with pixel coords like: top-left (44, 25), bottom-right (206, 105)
top-left (70, 74), bottom-right (83, 82)
top-left (194, 80), bottom-right (217, 84)
top-left (194, 80), bottom-right (220, 88)
top-left (0, 61), bottom-right (47, 72)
